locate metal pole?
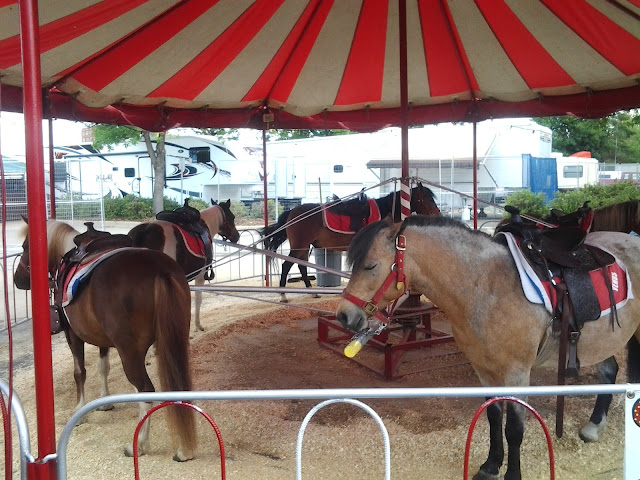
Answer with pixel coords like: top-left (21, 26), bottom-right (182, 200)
top-left (262, 127), bottom-right (270, 287)
top-left (19, 0), bottom-right (58, 477)
top-left (47, 118), bottom-right (56, 219)
top-left (473, 121), bottom-right (478, 229)
top-left (399, 0), bottom-right (410, 220)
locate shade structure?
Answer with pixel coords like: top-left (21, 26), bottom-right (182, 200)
top-left (1, 0), bottom-right (640, 131)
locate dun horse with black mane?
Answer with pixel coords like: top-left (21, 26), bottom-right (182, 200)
top-left (260, 182), bottom-right (440, 302)
top-left (14, 219), bottom-right (197, 461)
top-left (336, 215), bottom-right (640, 480)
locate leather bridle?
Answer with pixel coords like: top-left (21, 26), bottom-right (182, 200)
top-left (341, 234), bottom-right (407, 324)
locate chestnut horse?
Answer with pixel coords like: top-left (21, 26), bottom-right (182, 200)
top-left (128, 199), bottom-right (240, 332)
top-left (336, 215), bottom-right (640, 480)
top-left (260, 183), bottom-right (440, 302)
top-left (14, 219), bottom-right (197, 461)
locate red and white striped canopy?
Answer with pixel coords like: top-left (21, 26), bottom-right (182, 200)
top-left (1, 0), bottom-right (639, 131)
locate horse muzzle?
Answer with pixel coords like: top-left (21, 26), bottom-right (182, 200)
top-left (335, 300), bottom-right (368, 333)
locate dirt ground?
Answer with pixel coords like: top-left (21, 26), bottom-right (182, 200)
top-left (1, 290), bottom-right (629, 480)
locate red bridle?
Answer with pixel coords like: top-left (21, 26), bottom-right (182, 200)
top-left (342, 234), bottom-right (407, 324)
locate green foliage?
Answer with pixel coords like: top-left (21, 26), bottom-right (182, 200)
top-left (92, 125), bottom-right (142, 151)
top-left (269, 129), bottom-right (352, 141)
top-left (551, 181), bottom-right (640, 212)
top-left (230, 200), bottom-right (248, 218)
top-left (504, 190), bottom-right (549, 217)
top-left (195, 128), bottom-right (239, 141)
top-left (102, 195), bottom-right (181, 220)
top-left (533, 111), bottom-right (640, 163)
top-left (248, 199), bottom-right (282, 218)
top-left (185, 198), bottom-right (209, 211)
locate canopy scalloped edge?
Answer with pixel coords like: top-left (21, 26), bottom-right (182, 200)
top-left (2, 84), bottom-right (640, 133)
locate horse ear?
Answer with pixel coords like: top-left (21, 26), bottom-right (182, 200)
top-left (210, 198), bottom-right (218, 206)
top-left (21, 214), bottom-right (28, 224)
top-left (385, 221), bottom-right (403, 240)
top-left (224, 199), bottom-right (231, 207)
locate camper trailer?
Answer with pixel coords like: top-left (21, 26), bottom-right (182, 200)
top-left (253, 133), bottom-right (386, 204)
top-left (51, 136), bottom-right (261, 203)
top-left (554, 153), bottom-right (599, 190)
top-left (366, 119), bottom-right (599, 210)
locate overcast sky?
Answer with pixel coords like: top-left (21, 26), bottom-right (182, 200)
top-left (1, 111), bottom-right (87, 159)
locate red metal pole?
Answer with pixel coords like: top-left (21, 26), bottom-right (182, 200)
top-left (48, 118), bottom-right (56, 219)
top-left (473, 121), bottom-right (478, 229)
top-left (262, 127), bottom-right (270, 287)
top-left (19, 0), bottom-right (58, 477)
top-left (398, 0), bottom-right (410, 220)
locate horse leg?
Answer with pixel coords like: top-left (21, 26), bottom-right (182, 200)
top-left (278, 260), bottom-right (295, 303)
top-left (96, 347), bottom-right (114, 411)
top-left (504, 402), bottom-right (526, 480)
top-left (580, 356), bottom-right (618, 442)
top-left (193, 273), bottom-right (205, 332)
top-left (473, 400), bottom-right (504, 480)
top-left (298, 250), bottom-right (319, 298)
top-left (120, 351), bottom-right (155, 457)
top-left (64, 330), bottom-right (87, 414)
top-left (628, 332), bottom-right (640, 383)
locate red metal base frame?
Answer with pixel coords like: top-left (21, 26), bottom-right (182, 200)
top-left (317, 299), bottom-right (463, 380)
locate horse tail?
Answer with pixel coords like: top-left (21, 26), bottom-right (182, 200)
top-left (627, 333), bottom-right (640, 383)
top-left (154, 273), bottom-right (197, 457)
top-left (259, 210), bottom-right (290, 251)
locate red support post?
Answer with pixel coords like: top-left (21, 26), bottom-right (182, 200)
top-left (19, 0), bottom-right (58, 477)
top-left (48, 118), bottom-right (56, 219)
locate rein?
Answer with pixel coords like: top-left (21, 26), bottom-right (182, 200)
top-left (342, 234), bottom-right (407, 324)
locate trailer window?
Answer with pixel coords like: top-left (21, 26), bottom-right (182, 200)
top-left (333, 165), bottom-right (343, 173)
top-left (124, 168), bottom-right (135, 178)
top-left (190, 147), bottom-right (211, 164)
top-left (563, 165), bottom-right (583, 178)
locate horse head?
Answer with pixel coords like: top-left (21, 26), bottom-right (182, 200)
top-left (336, 218), bottom-right (403, 333)
top-left (410, 182), bottom-right (439, 216)
top-left (211, 198), bottom-right (240, 243)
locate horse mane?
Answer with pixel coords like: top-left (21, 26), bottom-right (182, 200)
top-left (47, 220), bottom-right (79, 259)
top-left (346, 218), bottom-right (394, 270)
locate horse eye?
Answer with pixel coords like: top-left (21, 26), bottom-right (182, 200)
top-left (364, 263), bottom-right (377, 271)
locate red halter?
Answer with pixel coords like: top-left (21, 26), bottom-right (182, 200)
top-left (342, 234), bottom-right (407, 324)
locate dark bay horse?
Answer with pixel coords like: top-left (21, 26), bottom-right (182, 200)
top-left (336, 215), bottom-right (640, 480)
top-left (260, 183), bottom-right (440, 302)
top-left (500, 199), bottom-right (640, 234)
top-left (14, 219), bottom-right (197, 461)
top-left (128, 199), bottom-right (240, 332)
top-left (590, 199), bottom-right (640, 234)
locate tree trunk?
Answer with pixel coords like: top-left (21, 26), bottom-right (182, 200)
top-left (143, 131), bottom-right (166, 215)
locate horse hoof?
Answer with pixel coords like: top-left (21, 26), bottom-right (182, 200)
top-left (173, 450), bottom-right (195, 462)
top-left (312, 294), bottom-right (320, 299)
top-left (124, 444), bottom-right (146, 457)
top-left (280, 298), bottom-right (289, 304)
top-left (472, 470), bottom-right (500, 480)
top-left (579, 419), bottom-right (606, 442)
top-left (97, 404), bottom-right (114, 412)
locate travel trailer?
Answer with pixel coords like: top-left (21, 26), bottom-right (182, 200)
top-left (50, 136), bottom-right (262, 203)
top-left (554, 152), bottom-right (599, 191)
top-left (366, 119), bottom-right (599, 210)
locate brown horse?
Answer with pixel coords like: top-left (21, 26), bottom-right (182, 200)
top-left (14, 219), bottom-right (197, 461)
top-left (336, 215), bottom-right (640, 480)
top-left (128, 199), bottom-right (240, 332)
top-left (590, 199), bottom-right (640, 234)
top-left (260, 183), bottom-right (440, 302)
top-left (499, 199), bottom-right (640, 234)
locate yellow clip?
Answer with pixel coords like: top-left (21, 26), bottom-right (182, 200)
top-left (397, 281), bottom-right (405, 292)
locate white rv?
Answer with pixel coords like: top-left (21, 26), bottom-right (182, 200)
top-left (553, 153), bottom-right (599, 191)
top-left (50, 136), bottom-right (261, 203)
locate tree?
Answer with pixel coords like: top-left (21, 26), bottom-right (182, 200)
top-left (92, 125), bottom-right (167, 214)
top-left (534, 111), bottom-right (640, 163)
top-left (195, 127), bottom-right (239, 141)
top-left (269, 129), bottom-right (352, 141)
